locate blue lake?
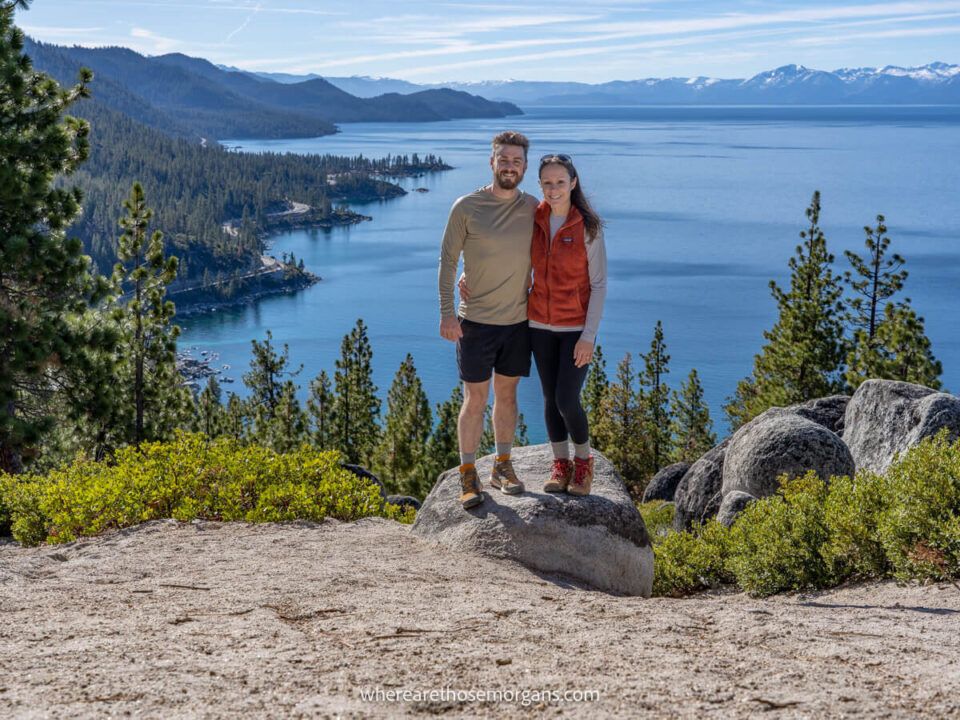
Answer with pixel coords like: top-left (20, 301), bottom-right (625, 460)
top-left (180, 106), bottom-right (960, 440)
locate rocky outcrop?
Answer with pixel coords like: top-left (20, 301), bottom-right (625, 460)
top-left (721, 408), bottom-right (855, 499)
top-left (787, 395), bottom-right (850, 434)
top-left (411, 445), bottom-right (654, 597)
top-left (673, 440), bottom-right (729, 531)
top-left (843, 379), bottom-right (960, 474)
top-left (641, 462), bottom-right (690, 503)
top-left (717, 491), bottom-right (756, 528)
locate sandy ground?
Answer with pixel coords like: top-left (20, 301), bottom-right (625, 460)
top-left (2, 518), bottom-right (960, 719)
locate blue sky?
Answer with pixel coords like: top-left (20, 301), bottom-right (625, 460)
top-left (16, 0), bottom-right (960, 82)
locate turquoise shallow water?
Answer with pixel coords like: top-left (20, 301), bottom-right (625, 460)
top-left (181, 106), bottom-right (960, 440)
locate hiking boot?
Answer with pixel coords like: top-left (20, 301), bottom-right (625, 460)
top-left (568, 456), bottom-right (594, 496)
top-left (490, 456), bottom-right (524, 495)
top-left (459, 466), bottom-right (484, 509)
top-left (543, 458), bottom-right (573, 493)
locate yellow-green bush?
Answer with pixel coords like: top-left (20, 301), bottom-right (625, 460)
top-left (822, 470), bottom-right (889, 580)
top-left (874, 431), bottom-right (960, 581)
top-left (651, 431), bottom-right (960, 597)
top-left (653, 520), bottom-right (733, 597)
top-left (638, 500), bottom-right (675, 543)
top-left (726, 472), bottom-right (834, 596)
top-left (0, 431), bottom-right (414, 546)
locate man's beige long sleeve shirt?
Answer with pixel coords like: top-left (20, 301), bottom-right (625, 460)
top-left (438, 186), bottom-right (537, 326)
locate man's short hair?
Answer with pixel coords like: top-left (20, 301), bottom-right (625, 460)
top-left (491, 131), bottom-right (529, 160)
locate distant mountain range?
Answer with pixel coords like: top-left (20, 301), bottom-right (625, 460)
top-left (25, 39), bottom-right (522, 141)
top-left (235, 63), bottom-right (960, 106)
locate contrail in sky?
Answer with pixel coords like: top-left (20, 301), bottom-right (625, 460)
top-left (224, 1), bottom-right (262, 43)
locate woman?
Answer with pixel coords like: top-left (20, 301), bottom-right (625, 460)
top-left (527, 154), bottom-right (606, 496)
top-left (459, 153), bottom-right (607, 496)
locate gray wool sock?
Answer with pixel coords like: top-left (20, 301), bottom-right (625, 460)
top-left (573, 441), bottom-right (591, 460)
top-left (495, 442), bottom-right (512, 458)
top-left (551, 441), bottom-right (570, 460)
top-left (460, 452), bottom-right (476, 466)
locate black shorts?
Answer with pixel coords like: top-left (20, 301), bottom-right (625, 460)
top-left (456, 318), bottom-right (531, 383)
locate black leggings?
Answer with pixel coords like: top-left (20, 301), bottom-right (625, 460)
top-left (530, 327), bottom-right (590, 444)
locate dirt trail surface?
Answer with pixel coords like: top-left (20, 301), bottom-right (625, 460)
top-left (2, 518), bottom-right (960, 718)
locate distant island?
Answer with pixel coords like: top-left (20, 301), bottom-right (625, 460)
top-left (245, 62), bottom-right (960, 106)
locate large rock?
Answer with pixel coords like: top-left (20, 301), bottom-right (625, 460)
top-left (722, 408), bottom-right (855, 499)
top-left (843, 379), bottom-right (960, 474)
top-left (386, 495), bottom-right (421, 511)
top-left (787, 395), bottom-right (850, 434)
top-left (672, 439), bottom-right (729, 531)
top-left (641, 462), bottom-right (690, 503)
top-left (411, 445), bottom-right (653, 597)
top-left (717, 491), bottom-right (755, 528)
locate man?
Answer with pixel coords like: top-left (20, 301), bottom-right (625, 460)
top-left (438, 131), bottom-right (538, 509)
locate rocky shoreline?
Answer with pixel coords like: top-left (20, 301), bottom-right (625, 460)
top-left (176, 347), bottom-right (239, 391)
top-left (173, 270), bottom-right (318, 319)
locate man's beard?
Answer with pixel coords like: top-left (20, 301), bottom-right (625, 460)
top-left (495, 170), bottom-right (522, 190)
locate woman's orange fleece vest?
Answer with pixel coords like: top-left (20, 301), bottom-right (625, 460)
top-left (527, 201), bottom-right (590, 327)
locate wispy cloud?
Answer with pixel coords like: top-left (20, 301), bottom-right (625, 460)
top-left (576, 1), bottom-right (960, 39)
top-left (130, 27), bottom-right (180, 53)
top-left (790, 23), bottom-right (960, 46)
top-left (339, 13), bottom-right (601, 37)
top-left (20, 25), bottom-right (105, 35)
top-left (80, 1), bottom-right (344, 15)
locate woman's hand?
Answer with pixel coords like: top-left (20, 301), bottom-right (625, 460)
top-left (574, 339), bottom-right (594, 368)
top-left (458, 272), bottom-right (470, 300)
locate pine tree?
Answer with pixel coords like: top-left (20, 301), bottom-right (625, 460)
top-left (374, 354), bottom-right (431, 496)
top-left (306, 369), bottom-right (334, 450)
top-left (223, 393), bottom-right (248, 441)
top-left (725, 191), bottom-right (846, 429)
top-left (424, 385), bottom-right (462, 485)
top-left (242, 330), bottom-right (301, 422)
top-left (593, 354), bottom-right (645, 497)
top-left (0, 3), bottom-right (114, 471)
top-left (194, 375), bottom-right (225, 437)
top-left (112, 182), bottom-right (185, 446)
top-left (581, 344), bottom-right (609, 445)
top-left (847, 302), bottom-right (942, 389)
top-left (638, 321), bottom-right (673, 474)
top-left (841, 215), bottom-right (941, 390)
top-left (843, 214), bottom-right (907, 340)
top-left (670, 368), bottom-right (716, 463)
top-left (331, 319), bottom-right (380, 465)
top-left (263, 380), bottom-right (308, 453)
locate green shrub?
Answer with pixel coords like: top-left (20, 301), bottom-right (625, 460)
top-left (822, 470), bottom-right (889, 581)
top-left (0, 431), bottom-right (413, 546)
top-left (874, 430), bottom-right (960, 581)
top-left (653, 520), bottom-right (733, 597)
top-left (727, 472), bottom-right (834, 597)
top-left (650, 432), bottom-right (960, 597)
top-left (638, 500), bottom-right (675, 543)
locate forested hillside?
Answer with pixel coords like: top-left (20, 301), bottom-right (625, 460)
top-left (25, 39), bottom-right (522, 140)
top-left (23, 40), bottom-right (449, 291)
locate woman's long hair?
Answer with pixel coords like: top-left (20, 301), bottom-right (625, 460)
top-left (539, 155), bottom-right (604, 241)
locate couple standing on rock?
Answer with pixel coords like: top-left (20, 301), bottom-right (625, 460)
top-left (438, 131), bottom-right (608, 510)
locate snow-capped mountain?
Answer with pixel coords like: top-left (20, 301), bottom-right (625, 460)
top-left (234, 63), bottom-right (960, 106)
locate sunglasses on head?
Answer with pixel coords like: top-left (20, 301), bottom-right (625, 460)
top-left (539, 153), bottom-right (573, 164)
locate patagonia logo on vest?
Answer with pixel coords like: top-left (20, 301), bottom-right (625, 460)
top-left (561, 236), bottom-right (574, 244)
